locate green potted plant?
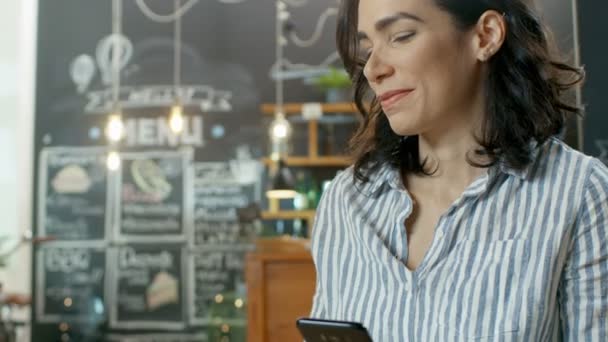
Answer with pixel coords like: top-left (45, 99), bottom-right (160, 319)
top-left (311, 67), bottom-right (352, 103)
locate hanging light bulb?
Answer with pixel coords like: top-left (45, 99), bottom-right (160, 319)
top-left (169, 104), bottom-right (184, 134)
top-left (105, 114), bottom-right (124, 142)
top-left (169, 0), bottom-right (184, 136)
top-left (269, 112), bottom-right (292, 142)
top-left (268, 112), bottom-right (292, 161)
top-left (107, 150), bottom-right (121, 171)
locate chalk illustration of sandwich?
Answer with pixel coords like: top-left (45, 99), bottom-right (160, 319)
top-left (146, 271), bottom-right (179, 311)
top-left (130, 159), bottom-right (172, 200)
top-left (52, 164), bottom-right (92, 193)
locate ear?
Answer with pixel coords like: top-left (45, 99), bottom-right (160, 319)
top-left (472, 10), bottom-right (507, 62)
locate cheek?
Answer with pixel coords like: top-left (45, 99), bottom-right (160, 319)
top-left (418, 47), bottom-right (476, 111)
top-left (390, 38), bottom-right (466, 100)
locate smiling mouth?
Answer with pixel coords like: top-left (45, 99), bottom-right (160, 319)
top-left (380, 90), bottom-right (414, 110)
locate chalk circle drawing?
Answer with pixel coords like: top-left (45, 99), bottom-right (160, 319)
top-left (70, 55), bottom-right (97, 94)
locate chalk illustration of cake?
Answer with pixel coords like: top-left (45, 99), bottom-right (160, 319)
top-left (52, 164), bottom-right (92, 193)
top-left (146, 271), bottom-right (179, 311)
top-left (130, 159), bottom-right (172, 200)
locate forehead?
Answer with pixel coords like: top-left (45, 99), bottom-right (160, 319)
top-left (357, 0), bottom-right (437, 31)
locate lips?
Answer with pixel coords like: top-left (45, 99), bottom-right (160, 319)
top-left (379, 89), bottom-right (414, 110)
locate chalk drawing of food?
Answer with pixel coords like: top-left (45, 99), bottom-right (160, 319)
top-left (130, 159), bottom-right (172, 200)
top-left (146, 271), bottom-right (179, 311)
top-left (52, 164), bottom-right (92, 194)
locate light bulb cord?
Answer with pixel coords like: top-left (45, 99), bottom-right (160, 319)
top-left (111, 0), bottom-right (122, 113)
top-left (174, 0), bottom-right (182, 104)
top-left (275, 1), bottom-right (284, 116)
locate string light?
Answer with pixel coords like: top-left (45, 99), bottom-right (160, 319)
top-left (106, 0), bottom-right (124, 148)
top-left (266, 1), bottom-right (297, 200)
top-left (168, 0), bottom-right (185, 135)
top-left (107, 151), bottom-right (121, 171)
top-left (269, 1), bottom-right (292, 155)
top-left (269, 112), bottom-right (291, 142)
top-left (169, 104), bottom-right (185, 133)
top-left (106, 113), bottom-right (124, 142)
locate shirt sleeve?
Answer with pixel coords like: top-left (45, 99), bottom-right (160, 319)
top-left (559, 158), bottom-right (608, 341)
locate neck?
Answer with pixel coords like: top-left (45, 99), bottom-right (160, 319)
top-left (411, 101), bottom-right (489, 192)
top-left (417, 131), bottom-right (487, 187)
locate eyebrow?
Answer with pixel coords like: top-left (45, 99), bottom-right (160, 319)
top-left (357, 11), bottom-right (423, 41)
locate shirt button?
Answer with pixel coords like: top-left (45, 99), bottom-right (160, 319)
top-left (436, 231), bottom-right (444, 239)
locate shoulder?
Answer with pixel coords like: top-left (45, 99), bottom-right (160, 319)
top-left (328, 165), bottom-right (355, 192)
top-left (533, 138), bottom-right (606, 182)
top-left (319, 163), bottom-right (395, 202)
top-left (315, 166), bottom-right (353, 207)
top-left (534, 137), bottom-right (608, 213)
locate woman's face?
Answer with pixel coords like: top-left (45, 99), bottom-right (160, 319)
top-left (358, 0), bottom-right (483, 137)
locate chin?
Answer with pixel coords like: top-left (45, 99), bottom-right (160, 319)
top-left (385, 114), bottom-right (422, 137)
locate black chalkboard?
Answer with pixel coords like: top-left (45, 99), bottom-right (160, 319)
top-left (579, 2), bottom-right (608, 161)
top-left (36, 244), bottom-right (106, 324)
top-left (30, 0), bottom-right (346, 341)
top-left (108, 244), bottom-right (185, 330)
top-left (38, 148), bottom-right (110, 241)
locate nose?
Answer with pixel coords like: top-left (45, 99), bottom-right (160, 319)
top-left (363, 50), bottom-right (394, 84)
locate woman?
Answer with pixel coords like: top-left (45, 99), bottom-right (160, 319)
top-left (310, 0), bottom-right (607, 341)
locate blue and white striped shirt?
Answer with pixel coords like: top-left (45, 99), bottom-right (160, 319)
top-left (310, 138), bottom-right (608, 341)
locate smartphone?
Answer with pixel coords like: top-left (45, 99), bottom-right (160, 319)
top-left (296, 317), bottom-right (374, 342)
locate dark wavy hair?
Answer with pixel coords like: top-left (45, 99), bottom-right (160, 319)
top-left (338, 0), bottom-right (585, 183)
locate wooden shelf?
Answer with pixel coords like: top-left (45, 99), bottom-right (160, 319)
top-left (261, 102), bottom-right (358, 116)
top-left (261, 210), bottom-right (316, 221)
top-left (261, 156), bottom-right (351, 167)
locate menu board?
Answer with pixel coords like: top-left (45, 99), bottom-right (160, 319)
top-left (193, 162), bottom-right (260, 246)
top-left (116, 151), bottom-right (192, 242)
top-left (189, 162), bottom-right (258, 325)
top-left (188, 245), bottom-right (253, 325)
top-left (32, 0), bottom-right (343, 339)
top-left (108, 244), bottom-right (185, 330)
top-left (36, 244), bottom-right (106, 323)
top-left (38, 148), bottom-right (110, 241)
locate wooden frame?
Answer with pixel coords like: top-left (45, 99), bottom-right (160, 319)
top-left (246, 250), bottom-right (316, 342)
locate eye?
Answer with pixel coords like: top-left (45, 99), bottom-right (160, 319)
top-left (357, 47), bottom-right (372, 62)
top-left (363, 49), bottom-right (372, 60)
top-left (391, 32), bottom-right (416, 44)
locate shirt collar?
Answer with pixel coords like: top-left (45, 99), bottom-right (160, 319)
top-left (355, 139), bottom-right (543, 197)
top-left (495, 139), bottom-right (542, 181)
top-left (354, 164), bottom-right (398, 197)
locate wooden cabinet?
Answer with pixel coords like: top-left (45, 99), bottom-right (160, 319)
top-left (246, 249), bottom-right (316, 342)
